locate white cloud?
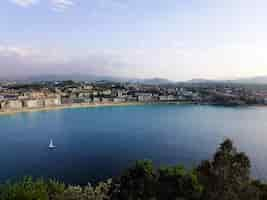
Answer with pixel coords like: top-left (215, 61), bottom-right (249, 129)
top-left (9, 0), bottom-right (38, 7)
top-left (0, 45), bottom-right (69, 63)
top-left (2, 42), bottom-right (267, 81)
top-left (0, 45), bottom-right (131, 78)
top-left (51, 0), bottom-right (74, 12)
top-left (9, 0), bottom-right (75, 11)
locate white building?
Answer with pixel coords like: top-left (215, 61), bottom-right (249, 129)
top-left (159, 96), bottom-right (168, 101)
top-left (44, 97), bottom-right (61, 107)
top-left (93, 97), bottom-right (101, 103)
top-left (23, 99), bottom-right (44, 108)
top-left (102, 89), bottom-right (112, 96)
top-left (159, 95), bottom-right (177, 101)
top-left (1, 100), bottom-right (23, 110)
top-left (136, 93), bottom-right (153, 102)
top-left (113, 98), bottom-right (126, 103)
top-left (102, 97), bottom-right (113, 103)
top-left (83, 85), bottom-right (93, 90)
top-left (167, 95), bottom-right (177, 101)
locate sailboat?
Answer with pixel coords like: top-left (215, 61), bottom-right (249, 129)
top-left (48, 139), bottom-right (56, 149)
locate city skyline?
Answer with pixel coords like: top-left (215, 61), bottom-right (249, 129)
top-left (2, 0), bottom-right (267, 81)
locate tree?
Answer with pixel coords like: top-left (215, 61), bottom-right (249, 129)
top-left (0, 177), bottom-right (49, 200)
top-left (111, 160), bottom-right (157, 200)
top-left (111, 160), bottom-right (203, 200)
top-left (157, 165), bottom-right (203, 200)
top-left (47, 180), bottom-right (66, 200)
top-left (197, 139), bottom-right (251, 200)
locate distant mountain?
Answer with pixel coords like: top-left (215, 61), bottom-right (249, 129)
top-left (187, 79), bottom-right (217, 83)
top-left (231, 76), bottom-right (267, 84)
top-left (0, 74), bottom-right (174, 85)
top-left (134, 78), bottom-right (174, 85)
top-left (187, 76), bottom-right (267, 85)
top-left (0, 74), bottom-right (130, 83)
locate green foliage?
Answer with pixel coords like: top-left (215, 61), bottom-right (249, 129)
top-left (0, 177), bottom-right (111, 200)
top-left (111, 160), bottom-right (157, 200)
top-left (197, 138), bottom-right (252, 200)
top-left (0, 177), bottom-right (49, 200)
top-left (111, 161), bottom-right (203, 200)
top-left (47, 180), bottom-right (66, 200)
top-left (50, 180), bottom-right (112, 200)
top-left (251, 180), bottom-right (267, 200)
top-left (59, 185), bottom-right (84, 200)
top-left (157, 166), bottom-right (203, 200)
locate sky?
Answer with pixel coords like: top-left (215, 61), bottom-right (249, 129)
top-left (1, 0), bottom-right (267, 81)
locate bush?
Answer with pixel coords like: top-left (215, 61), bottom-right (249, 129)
top-left (0, 177), bottom-right (49, 200)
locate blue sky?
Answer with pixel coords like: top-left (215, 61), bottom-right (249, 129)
top-left (1, 0), bottom-right (267, 81)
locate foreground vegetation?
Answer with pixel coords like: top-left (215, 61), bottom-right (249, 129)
top-left (1, 139), bottom-right (267, 200)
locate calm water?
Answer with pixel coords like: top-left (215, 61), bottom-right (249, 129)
top-left (0, 104), bottom-right (267, 184)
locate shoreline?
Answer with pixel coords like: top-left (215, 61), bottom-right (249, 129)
top-left (0, 102), bottom-right (144, 116)
top-left (0, 101), bottom-right (266, 116)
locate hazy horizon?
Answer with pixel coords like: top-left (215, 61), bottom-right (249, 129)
top-left (2, 0), bottom-right (267, 81)
top-left (2, 72), bottom-right (267, 83)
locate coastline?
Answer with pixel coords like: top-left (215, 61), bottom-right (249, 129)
top-left (0, 101), bottom-right (197, 116)
top-left (1, 101), bottom-right (266, 116)
top-left (0, 102), bottom-right (144, 116)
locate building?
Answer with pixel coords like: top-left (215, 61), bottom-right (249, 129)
top-left (23, 99), bottom-right (44, 108)
top-left (83, 85), bottom-right (93, 90)
top-left (102, 97), bottom-right (113, 103)
top-left (113, 97), bottom-right (126, 103)
top-left (126, 95), bottom-right (138, 102)
top-left (167, 95), bottom-right (177, 101)
top-left (167, 88), bottom-right (176, 94)
top-left (102, 89), bottom-right (112, 96)
top-left (61, 97), bottom-right (73, 104)
top-left (83, 98), bottom-right (92, 103)
top-left (78, 92), bottom-right (91, 98)
top-left (177, 96), bottom-right (186, 101)
top-left (1, 100), bottom-right (23, 110)
top-left (77, 93), bottom-right (91, 103)
top-left (159, 96), bottom-right (168, 101)
top-left (93, 97), bottom-right (101, 103)
top-left (2, 94), bottom-right (18, 100)
top-left (115, 90), bottom-right (127, 98)
top-left (72, 98), bottom-right (86, 104)
top-left (44, 97), bottom-right (61, 107)
top-left (30, 92), bottom-right (46, 99)
top-left (136, 93), bottom-right (153, 102)
top-left (93, 91), bottom-right (98, 96)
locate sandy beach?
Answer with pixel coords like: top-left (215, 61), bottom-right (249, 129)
top-left (1, 101), bottom-right (257, 116)
top-left (0, 102), bottom-right (144, 116)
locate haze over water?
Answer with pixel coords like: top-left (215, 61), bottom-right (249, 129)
top-left (0, 104), bottom-right (266, 184)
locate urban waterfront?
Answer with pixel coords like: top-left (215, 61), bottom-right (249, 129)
top-left (0, 104), bottom-right (267, 184)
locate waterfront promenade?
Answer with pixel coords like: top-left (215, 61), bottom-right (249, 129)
top-left (0, 102), bottom-right (144, 116)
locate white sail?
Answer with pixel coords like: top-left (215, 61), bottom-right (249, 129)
top-left (48, 139), bottom-right (56, 148)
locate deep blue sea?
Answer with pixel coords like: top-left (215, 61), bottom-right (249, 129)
top-left (0, 104), bottom-right (267, 184)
